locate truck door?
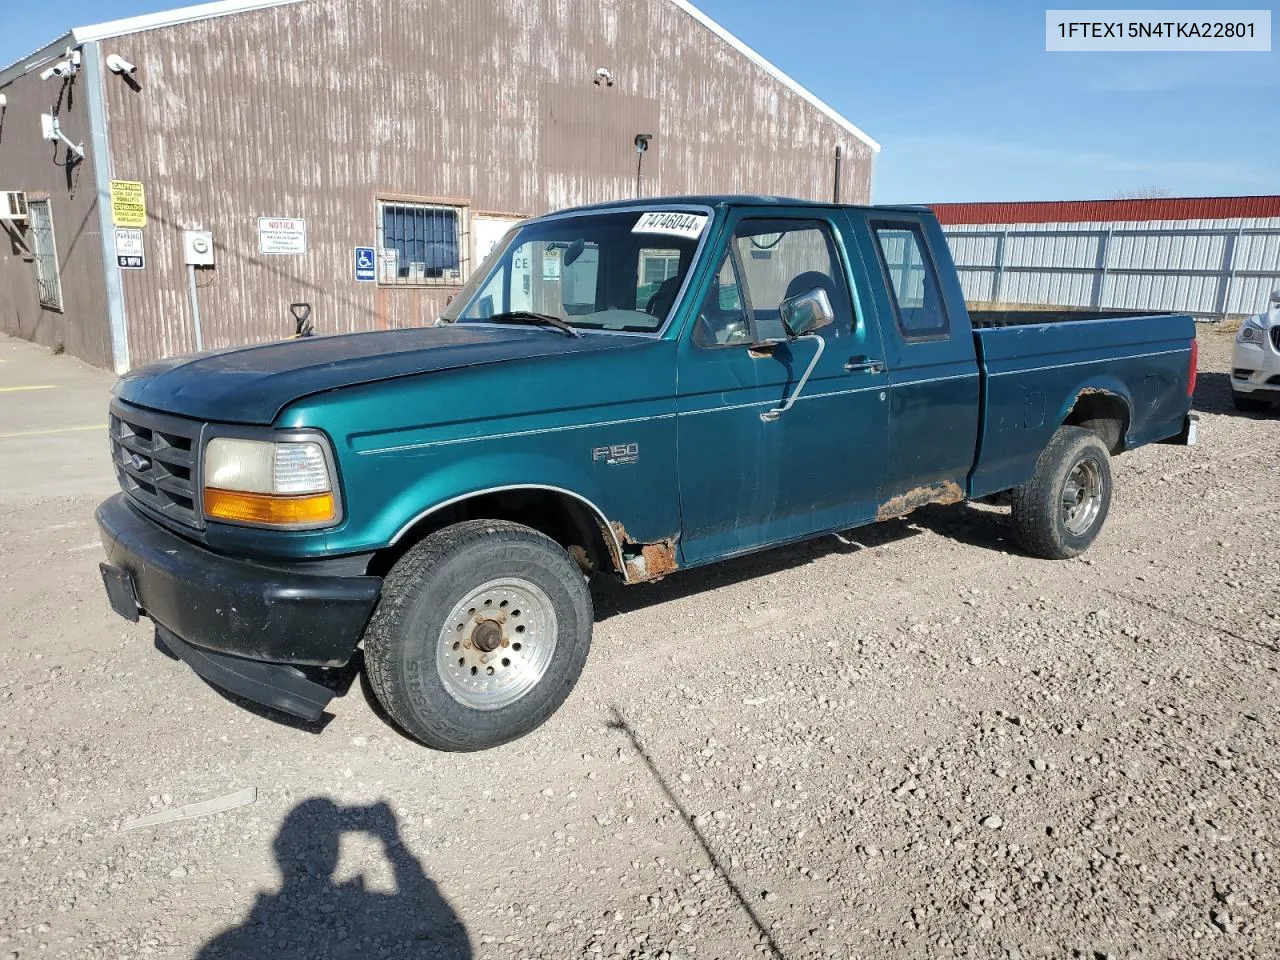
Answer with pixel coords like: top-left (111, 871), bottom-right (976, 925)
top-left (857, 215), bottom-right (981, 513)
top-left (675, 210), bottom-right (891, 565)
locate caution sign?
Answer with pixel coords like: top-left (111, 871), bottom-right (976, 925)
top-left (109, 180), bottom-right (147, 228)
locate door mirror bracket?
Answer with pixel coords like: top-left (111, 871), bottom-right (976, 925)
top-left (760, 334), bottom-right (826, 422)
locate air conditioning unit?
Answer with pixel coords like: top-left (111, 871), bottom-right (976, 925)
top-left (0, 192), bottom-right (28, 221)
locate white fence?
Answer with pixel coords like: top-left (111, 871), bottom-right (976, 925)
top-left (943, 220), bottom-right (1280, 320)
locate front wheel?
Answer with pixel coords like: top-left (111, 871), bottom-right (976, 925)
top-left (1010, 425), bottom-right (1113, 560)
top-left (364, 520), bottom-right (593, 751)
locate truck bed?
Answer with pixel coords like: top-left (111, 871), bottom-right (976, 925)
top-left (968, 311), bottom-right (1196, 498)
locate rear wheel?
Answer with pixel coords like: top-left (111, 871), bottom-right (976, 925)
top-left (1010, 425), bottom-right (1112, 560)
top-left (364, 520), bottom-right (593, 751)
top-left (1232, 390), bottom-right (1271, 412)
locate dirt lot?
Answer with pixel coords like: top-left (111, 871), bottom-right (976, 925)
top-left (0, 329), bottom-right (1277, 960)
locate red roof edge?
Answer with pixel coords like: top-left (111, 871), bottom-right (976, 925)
top-left (929, 195), bottom-right (1280, 226)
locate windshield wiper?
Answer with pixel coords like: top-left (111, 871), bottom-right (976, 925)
top-left (485, 311), bottom-right (583, 338)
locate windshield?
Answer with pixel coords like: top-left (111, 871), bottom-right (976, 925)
top-left (442, 210), bottom-right (710, 333)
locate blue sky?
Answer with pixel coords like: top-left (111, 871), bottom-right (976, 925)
top-left (4, 0), bottom-right (1277, 203)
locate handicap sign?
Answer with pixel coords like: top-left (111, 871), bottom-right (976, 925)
top-left (354, 246), bottom-right (376, 282)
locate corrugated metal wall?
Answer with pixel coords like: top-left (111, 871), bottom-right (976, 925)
top-left (934, 195), bottom-right (1280, 226)
top-left (0, 69), bottom-right (113, 365)
top-left (97, 0), bottom-right (873, 368)
top-left (944, 218), bottom-right (1280, 320)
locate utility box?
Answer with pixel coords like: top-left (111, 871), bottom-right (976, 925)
top-left (182, 230), bottom-right (214, 267)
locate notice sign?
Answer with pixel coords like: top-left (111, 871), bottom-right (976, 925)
top-left (542, 249), bottom-right (561, 281)
top-left (632, 211), bottom-right (707, 240)
top-left (109, 180), bottom-right (147, 228)
top-left (114, 227), bottom-right (144, 269)
top-left (258, 217), bottom-right (307, 255)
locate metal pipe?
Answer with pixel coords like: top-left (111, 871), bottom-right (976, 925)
top-left (188, 264), bottom-right (204, 351)
top-left (832, 145), bottom-right (843, 203)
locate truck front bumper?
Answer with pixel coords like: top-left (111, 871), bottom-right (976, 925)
top-left (95, 494), bottom-right (382, 720)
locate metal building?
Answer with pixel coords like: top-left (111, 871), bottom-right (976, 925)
top-left (934, 196), bottom-right (1280, 321)
top-left (0, 0), bottom-right (878, 372)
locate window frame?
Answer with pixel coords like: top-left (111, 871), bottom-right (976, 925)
top-left (26, 197), bottom-right (63, 312)
top-left (868, 218), bottom-right (951, 342)
top-left (693, 215), bottom-right (855, 350)
top-left (375, 196), bottom-right (470, 288)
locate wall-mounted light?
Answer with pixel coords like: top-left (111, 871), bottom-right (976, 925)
top-left (106, 54), bottom-right (137, 76)
top-left (594, 67), bottom-right (615, 87)
top-left (634, 134), bottom-right (653, 198)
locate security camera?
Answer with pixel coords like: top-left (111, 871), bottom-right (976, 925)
top-left (106, 54), bottom-right (137, 75)
top-left (40, 60), bottom-right (76, 80)
top-left (0, 94), bottom-right (6, 108)
top-left (594, 67), bottom-right (615, 87)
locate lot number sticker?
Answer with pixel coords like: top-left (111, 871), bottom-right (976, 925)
top-left (109, 180), bottom-right (147, 228)
top-left (114, 227), bottom-right (144, 269)
top-left (632, 211), bottom-right (708, 240)
top-left (258, 217), bottom-right (307, 255)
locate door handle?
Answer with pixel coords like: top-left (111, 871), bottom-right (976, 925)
top-left (845, 357), bottom-right (884, 374)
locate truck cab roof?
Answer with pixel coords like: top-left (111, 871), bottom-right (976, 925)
top-left (538, 195), bottom-right (934, 218)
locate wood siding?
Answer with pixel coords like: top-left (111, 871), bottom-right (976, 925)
top-left (90, 0), bottom-right (870, 367)
top-left (0, 68), bottom-right (113, 366)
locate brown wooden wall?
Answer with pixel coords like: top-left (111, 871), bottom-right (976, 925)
top-left (92, 0), bottom-right (874, 368)
top-left (0, 68), bottom-right (113, 366)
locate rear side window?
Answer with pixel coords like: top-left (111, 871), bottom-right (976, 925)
top-left (871, 221), bottom-right (949, 339)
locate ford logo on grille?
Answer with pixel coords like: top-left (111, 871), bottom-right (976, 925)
top-left (127, 453), bottom-right (151, 471)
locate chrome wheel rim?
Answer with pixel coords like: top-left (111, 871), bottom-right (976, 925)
top-left (1061, 457), bottom-right (1104, 536)
top-left (436, 578), bottom-right (557, 711)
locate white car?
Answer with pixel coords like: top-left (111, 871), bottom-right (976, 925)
top-left (1232, 290), bottom-right (1280, 411)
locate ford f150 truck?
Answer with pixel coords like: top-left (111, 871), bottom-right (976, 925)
top-left (96, 196), bottom-right (1199, 751)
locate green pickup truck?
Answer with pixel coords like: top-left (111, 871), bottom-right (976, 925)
top-left (97, 196), bottom-right (1198, 750)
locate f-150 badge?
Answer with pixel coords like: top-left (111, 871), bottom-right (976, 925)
top-left (592, 443), bottom-right (639, 465)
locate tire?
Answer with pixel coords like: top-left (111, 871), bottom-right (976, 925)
top-left (364, 520), bottom-right (593, 751)
top-left (1232, 391), bottom-right (1271, 412)
top-left (1010, 425), bottom-right (1113, 560)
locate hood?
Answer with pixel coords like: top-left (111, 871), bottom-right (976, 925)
top-left (114, 325), bottom-right (634, 425)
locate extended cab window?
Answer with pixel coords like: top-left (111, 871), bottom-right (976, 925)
top-left (871, 222), bottom-right (949, 339)
top-left (694, 218), bottom-right (853, 347)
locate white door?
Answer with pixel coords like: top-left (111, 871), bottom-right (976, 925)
top-left (473, 214), bottom-right (526, 311)
top-left (473, 215), bottom-right (522, 268)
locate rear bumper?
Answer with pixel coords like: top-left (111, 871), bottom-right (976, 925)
top-left (96, 493), bottom-right (381, 716)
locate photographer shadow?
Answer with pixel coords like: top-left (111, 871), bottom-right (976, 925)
top-left (199, 797), bottom-right (471, 959)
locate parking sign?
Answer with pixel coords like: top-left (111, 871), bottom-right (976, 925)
top-left (355, 246), bottom-right (376, 282)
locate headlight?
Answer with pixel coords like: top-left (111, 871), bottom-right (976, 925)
top-left (1237, 320), bottom-right (1262, 343)
top-left (202, 437), bottom-right (338, 528)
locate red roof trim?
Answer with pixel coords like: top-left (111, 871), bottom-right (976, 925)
top-left (929, 195), bottom-right (1280, 226)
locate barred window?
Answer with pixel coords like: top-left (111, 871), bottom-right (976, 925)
top-left (377, 200), bottom-right (467, 285)
top-left (27, 198), bottom-right (63, 311)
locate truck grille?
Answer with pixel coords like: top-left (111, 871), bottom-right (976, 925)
top-left (109, 401), bottom-right (203, 529)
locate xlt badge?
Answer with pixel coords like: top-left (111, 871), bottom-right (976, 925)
top-left (592, 442), bottom-right (639, 465)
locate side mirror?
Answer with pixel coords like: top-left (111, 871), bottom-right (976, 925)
top-left (779, 287), bottom-right (834, 338)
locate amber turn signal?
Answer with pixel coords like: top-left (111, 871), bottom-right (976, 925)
top-left (203, 488), bottom-right (336, 526)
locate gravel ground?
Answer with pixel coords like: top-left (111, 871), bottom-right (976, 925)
top-left (0, 328), bottom-right (1277, 960)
